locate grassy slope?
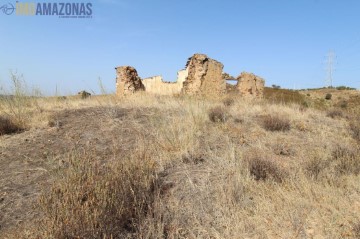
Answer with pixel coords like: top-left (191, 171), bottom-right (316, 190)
top-left (1, 92), bottom-right (360, 238)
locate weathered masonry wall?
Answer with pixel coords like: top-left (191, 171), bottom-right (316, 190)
top-left (181, 54), bottom-right (225, 96)
top-left (115, 66), bottom-right (144, 95)
top-left (115, 53), bottom-right (265, 97)
top-left (236, 72), bottom-right (265, 97)
top-left (142, 68), bottom-right (188, 95)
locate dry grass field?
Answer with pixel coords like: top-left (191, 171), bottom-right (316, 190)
top-left (1, 85), bottom-right (360, 238)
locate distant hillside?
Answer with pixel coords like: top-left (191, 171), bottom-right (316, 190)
top-left (264, 87), bottom-right (306, 105)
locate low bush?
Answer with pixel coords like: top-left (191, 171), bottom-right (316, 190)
top-left (336, 86), bottom-right (356, 90)
top-left (223, 97), bottom-right (235, 107)
top-left (79, 90), bottom-right (91, 99)
top-left (262, 115), bottom-right (291, 132)
top-left (350, 121), bottom-right (360, 142)
top-left (332, 146), bottom-right (360, 175)
top-left (304, 157), bottom-right (329, 180)
top-left (339, 100), bottom-right (348, 109)
top-left (326, 109), bottom-right (343, 119)
top-left (0, 115), bottom-right (24, 135)
top-left (208, 106), bottom-right (228, 123)
top-left (325, 93), bottom-right (332, 100)
top-left (248, 156), bottom-right (287, 183)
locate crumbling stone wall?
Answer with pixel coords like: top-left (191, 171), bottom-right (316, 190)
top-left (181, 54), bottom-right (225, 96)
top-left (115, 66), bottom-right (145, 96)
top-left (142, 68), bottom-right (188, 95)
top-left (236, 72), bottom-right (265, 97)
top-left (222, 72), bottom-right (236, 81)
top-left (115, 54), bottom-right (265, 98)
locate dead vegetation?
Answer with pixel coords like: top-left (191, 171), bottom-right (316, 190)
top-left (0, 116), bottom-right (24, 135)
top-left (37, 150), bottom-right (156, 238)
top-left (350, 120), bottom-right (360, 142)
top-left (304, 144), bottom-right (360, 182)
top-left (208, 106), bottom-right (228, 123)
top-left (1, 90), bottom-right (360, 238)
top-left (332, 145), bottom-right (360, 176)
top-left (247, 155), bottom-right (288, 183)
top-left (326, 109), bottom-right (344, 119)
top-left (222, 97), bottom-right (235, 107)
top-left (304, 156), bottom-right (329, 180)
top-left (353, 222), bottom-right (360, 238)
top-left (262, 114), bottom-right (291, 132)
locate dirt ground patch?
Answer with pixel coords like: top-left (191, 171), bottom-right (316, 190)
top-left (0, 106), bottom-right (158, 234)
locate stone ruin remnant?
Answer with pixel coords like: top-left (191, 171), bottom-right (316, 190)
top-left (78, 90), bottom-right (91, 99)
top-left (115, 54), bottom-right (265, 98)
top-left (181, 54), bottom-right (226, 96)
top-left (115, 66), bottom-right (145, 95)
top-left (236, 72), bottom-right (265, 97)
top-left (222, 72), bottom-right (237, 81)
top-left (142, 68), bottom-right (188, 95)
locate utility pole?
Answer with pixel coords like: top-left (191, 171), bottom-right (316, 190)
top-left (325, 50), bottom-right (336, 88)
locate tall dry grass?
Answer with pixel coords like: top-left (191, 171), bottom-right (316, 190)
top-left (2, 90), bottom-right (360, 238)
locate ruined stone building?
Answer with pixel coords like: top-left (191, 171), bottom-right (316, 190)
top-left (142, 68), bottom-right (188, 95)
top-left (115, 53), bottom-right (265, 97)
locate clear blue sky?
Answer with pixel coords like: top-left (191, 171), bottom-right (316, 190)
top-left (1, 0), bottom-right (360, 95)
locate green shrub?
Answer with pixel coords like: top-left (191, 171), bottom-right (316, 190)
top-left (325, 93), bottom-right (332, 100)
top-left (336, 86), bottom-right (356, 90)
